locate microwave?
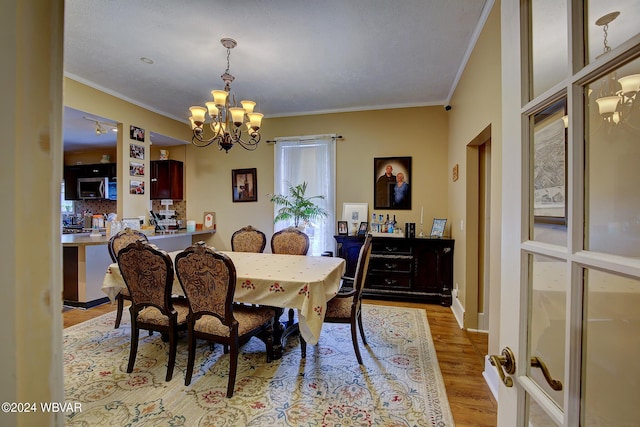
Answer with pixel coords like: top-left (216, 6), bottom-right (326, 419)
top-left (77, 177), bottom-right (112, 200)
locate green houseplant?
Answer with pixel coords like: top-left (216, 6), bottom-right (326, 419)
top-left (269, 181), bottom-right (329, 228)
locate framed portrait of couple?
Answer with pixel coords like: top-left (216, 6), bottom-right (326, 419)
top-left (373, 156), bottom-right (412, 210)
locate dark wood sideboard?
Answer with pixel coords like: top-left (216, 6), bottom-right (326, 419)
top-left (334, 235), bottom-right (454, 306)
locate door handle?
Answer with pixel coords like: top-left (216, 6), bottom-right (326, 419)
top-left (531, 356), bottom-right (563, 391)
top-left (489, 347), bottom-right (516, 387)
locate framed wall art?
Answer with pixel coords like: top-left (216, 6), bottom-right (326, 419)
top-left (129, 161), bottom-right (144, 176)
top-left (341, 202), bottom-right (368, 236)
top-left (130, 125), bottom-right (145, 142)
top-left (231, 168), bottom-right (257, 202)
top-left (129, 143), bottom-right (144, 159)
top-left (374, 156), bottom-right (412, 210)
top-left (533, 101), bottom-right (567, 225)
top-left (129, 180), bottom-right (144, 195)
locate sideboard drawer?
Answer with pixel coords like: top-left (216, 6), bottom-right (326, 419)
top-left (368, 274), bottom-right (412, 290)
top-left (372, 241), bottom-right (413, 255)
top-left (369, 256), bottom-right (413, 274)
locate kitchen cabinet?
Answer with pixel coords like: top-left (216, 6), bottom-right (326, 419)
top-left (334, 235), bottom-right (454, 306)
top-left (150, 160), bottom-right (183, 200)
top-left (63, 163), bottom-right (117, 200)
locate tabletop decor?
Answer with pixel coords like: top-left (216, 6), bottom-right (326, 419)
top-left (63, 305), bottom-right (454, 426)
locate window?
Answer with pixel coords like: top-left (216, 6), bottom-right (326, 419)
top-left (274, 135), bottom-right (336, 256)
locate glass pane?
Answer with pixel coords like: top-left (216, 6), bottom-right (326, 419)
top-left (585, 57), bottom-right (640, 258)
top-left (531, 99), bottom-right (567, 246)
top-left (587, 2), bottom-right (640, 64)
top-left (531, 0), bottom-right (568, 98)
top-left (582, 269), bottom-right (640, 426)
top-left (529, 254), bottom-right (566, 410)
top-left (527, 394), bottom-right (561, 426)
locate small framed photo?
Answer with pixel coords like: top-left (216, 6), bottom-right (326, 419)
top-left (357, 222), bottom-right (369, 236)
top-left (231, 168), bottom-right (257, 202)
top-left (130, 125), bottom-right (145, 142)
top-left (129, 179), bottom-right (145, 195)
top-left (129, 161), bottom-right (144, 176)
top-left (430, 218), bottom-right (447, 238)
top-left (337, 221), bottom-right (349, 235)
top-left (130, 143), bottom-right (145, 160)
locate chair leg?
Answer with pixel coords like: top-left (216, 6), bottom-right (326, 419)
top-left (165, 327), bottom-right (177, 382)
top-left (288, 308), bottom-right (294, 326)
top-left (185, 329), bottom-right (196, 386)
top-left (114, 294), bottom-right (124, 329)
top-left (227, 341), bottom-right (239, 398)
top-left (357, 309), bottom-right (367, 345)
top-left (127, 315), bottom-right (139, 373)
top-left (351, 320), bottom-right (363, 365)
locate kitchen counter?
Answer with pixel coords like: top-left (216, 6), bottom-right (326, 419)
top-left (61, 229), bottom-right (214, 246)
top-left (62, 228), bottom-right (215, 307)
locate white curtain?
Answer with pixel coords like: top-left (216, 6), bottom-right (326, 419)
top-left (274, 134), bottom-right (336, 256)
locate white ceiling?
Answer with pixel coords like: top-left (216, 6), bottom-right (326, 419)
top-left (63, 0), bottom-right (490, 151)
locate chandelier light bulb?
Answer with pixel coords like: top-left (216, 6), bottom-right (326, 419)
top-left (617, 74), bottom-right (640, 96)
top-left (596, 95), bottom-right (620, 115)
top-left (241, 100), bottom-right (256, 114)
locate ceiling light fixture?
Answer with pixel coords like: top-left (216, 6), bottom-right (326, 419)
top-left (188, 38), bottom-right (263, 153)
top-left (84, 116), bottom-right (116, 136)
top-left (593, 12), bottom-right (640, 127)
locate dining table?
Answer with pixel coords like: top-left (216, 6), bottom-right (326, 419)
top-left (102, 249), bottom-right (346, 358)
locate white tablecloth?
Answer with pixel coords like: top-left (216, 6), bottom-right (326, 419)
top-left (102, 250), bottom-right (346, 344)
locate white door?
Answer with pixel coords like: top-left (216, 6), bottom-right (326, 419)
top-left (498, 1), bottom-right (640, 425)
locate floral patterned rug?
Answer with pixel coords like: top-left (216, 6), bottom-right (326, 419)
top-left (64, 305), bottom-right (454, 426)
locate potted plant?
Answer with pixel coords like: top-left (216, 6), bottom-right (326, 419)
top-left (269, 181), bottom-right (329, 229)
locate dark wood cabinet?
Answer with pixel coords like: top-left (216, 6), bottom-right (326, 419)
top-left (63, 163), bottom-right (117, 200)
top-left (334, 235), bottom-right (454, 306)
top-left (150, 160), bottom-right (183, 200)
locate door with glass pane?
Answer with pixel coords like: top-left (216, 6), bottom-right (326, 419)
top-left (498, 1), bottom-right (640, 425)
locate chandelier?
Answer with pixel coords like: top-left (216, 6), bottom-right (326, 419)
top-left (593, 12), bottom-right (640, 127)
top-left (188, 38), bottom-right (263, 153)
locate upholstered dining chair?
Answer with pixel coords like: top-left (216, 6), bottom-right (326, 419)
top-left (270, 227), bottom-right (310, 255)
top-left (270, 227), bottom-right (310, 324)
top-left (231, 225), bottom-right (267, 253)
top-left (175, 241), bottom-right (275, 397)
top-left (116, 240), bottom-right (189, 382)
top-left (301, 234), bottom-right (373, 364)
top-left (108, 227), bottom-right (149, 329)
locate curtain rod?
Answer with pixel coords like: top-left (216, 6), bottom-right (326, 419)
top-left (266, 135), bottom-right (343, 144)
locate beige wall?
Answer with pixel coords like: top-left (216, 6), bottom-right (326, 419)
top-left (1, 1), bottom-right (65, 425)
top-left (186, 107), bottom-right (450, 251)
top-left (448, 0), bottom-right (502, 348)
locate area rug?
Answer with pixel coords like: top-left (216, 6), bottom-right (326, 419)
top-left (64, 305), bottom-right (454, 426)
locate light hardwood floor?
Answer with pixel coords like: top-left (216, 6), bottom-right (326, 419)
top-left (63, 299), bottom-right (497, 426)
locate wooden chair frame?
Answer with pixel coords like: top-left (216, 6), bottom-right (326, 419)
top-left (301, 234), bottom-right (373, 364)
top-left (108, 227), bottom-right (149, 329)
top-left (175, 242), bottom-right (275, 397)
top-left (117, 240), bottom-right (188, 381)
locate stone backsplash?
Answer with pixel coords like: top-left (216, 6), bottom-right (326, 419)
top-left (74, 199), bottom-right (117, 215)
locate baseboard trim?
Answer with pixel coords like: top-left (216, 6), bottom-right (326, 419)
top-left (483, 355), bottom-right (500, 401)
top-left (450, 288), bottom-right (465, 328)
